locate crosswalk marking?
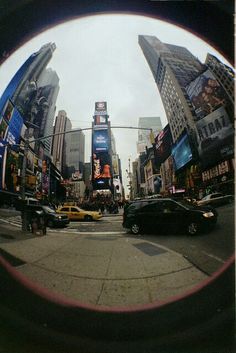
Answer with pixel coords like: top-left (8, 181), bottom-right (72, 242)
top-left (0, 216), bottom-right (124, 235)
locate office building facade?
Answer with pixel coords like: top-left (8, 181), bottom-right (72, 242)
top-left (66, 129), bottom-right (85, 178)
top-left (138, 35), bottom-right (205, 142)
top-left (51, 110), bottom-right (71, 174)
top-left (137, 116), bottom-right (162, 153)
top-left (138, 35), bottom-right (234, 196)
top-left (36, 68), bottom-right (60, 153)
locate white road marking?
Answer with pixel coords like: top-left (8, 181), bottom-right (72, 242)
top-left (201, 251), bottom-right (225, 264)
top-left (48, 230), bottom-right (126, 235)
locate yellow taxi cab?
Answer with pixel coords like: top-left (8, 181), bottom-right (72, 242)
top-left (56, 205), bottom-right (103, 221)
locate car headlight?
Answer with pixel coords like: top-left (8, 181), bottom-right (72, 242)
top-left (57, 216), bottom-right (62, 220)
top-left (203, 212), bottom-right (214, 218)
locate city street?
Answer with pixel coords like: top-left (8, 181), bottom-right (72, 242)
top-left (0, 203), bottom-right (234, 306)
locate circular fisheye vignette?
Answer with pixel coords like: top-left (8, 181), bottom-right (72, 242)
top-left (0, 254), bottom-right (234, 350)
top-left (0, 4), bottom-right (234, 351)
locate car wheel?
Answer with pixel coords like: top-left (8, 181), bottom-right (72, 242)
top-left (47, 220), bottom-right (54, 228)
top-left (187, 222), bottom-right (198, 235)
top-left (84, 215), bottom-right (92, 221)
top-left (130, 223), bottom-right (140, 235)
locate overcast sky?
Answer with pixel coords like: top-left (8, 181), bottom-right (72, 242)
top-left (0, 14), bottom-right (231, 194)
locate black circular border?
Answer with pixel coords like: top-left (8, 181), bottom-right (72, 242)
top-left (0, 1), bottom-right (235, 352)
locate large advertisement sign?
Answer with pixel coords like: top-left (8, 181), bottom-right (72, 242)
top-left (196, 106), bottom-right (234, 168)
top-left (94, 115), bottom-right (108, 126)
top-left (112, 154), bottom-right (119, 176)
top-left (0, 51), bottom-right (39, 114)
top-left (92, 152), bottom-right (112, 190)
top-left (93, 129), bottom-right (109, 152)
top-left (155, 124), bottom-right (173, 168)
top-left (94, 101), bottom-right (107, 115)
top-left (186, 69), bottom-right (228, 121)
top-left (0, 101), bottom-right (24, 190)
top-left (171, 134), bottom-right (193, 171)
top-left (6, 107), bottom-right (24, 145)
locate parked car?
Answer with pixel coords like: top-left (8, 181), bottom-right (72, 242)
top-left (57, 205), bottom-right (103, 221)
top-left (123, 198), bottom-right (218, 235)
top-left (196, 193), bottom-right (234, 207)
top-left (26, 205), bottom-right (70, 228)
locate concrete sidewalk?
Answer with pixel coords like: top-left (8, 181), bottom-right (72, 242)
top-left (0, 219), bottom-right (208, 307)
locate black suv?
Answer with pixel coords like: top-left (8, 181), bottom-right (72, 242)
top-left (123, 198), bottom-right (217, 235)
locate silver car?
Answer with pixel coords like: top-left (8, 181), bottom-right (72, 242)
top-left (197, 193), bottom-right (234, 207)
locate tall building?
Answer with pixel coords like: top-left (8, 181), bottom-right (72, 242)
top-left (51, 110), bottom-right (71, 173)
top-left (36, 68), bottom-right (60, 153)
top-left (66, 129), bottom-right (85, 177)
top-left (91, 102), bottom-right (112, 193)
top-left (138, 35), bottom-right (205, 142)
top-left (0, 43), bottom-right (56, 125)
top-left (205, 53), bottom-right (234, 106)
top-left (137, 116), bottom-right (162, 153)
top-left (0, 43), bottom-right (57, 196)
top-left (139, 35), bottom-right (234, 196)
top-left (51, 110), bottom-right (85, 180)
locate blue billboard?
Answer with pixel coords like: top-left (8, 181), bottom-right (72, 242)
top-left (93, 129), bottom-right (109, 152)
top-left (171, 134), bottom-right (193, 171)
top-left (0, 51), bottom-right (39, 114)
top-left (0, 101), bottom-right (24, 190)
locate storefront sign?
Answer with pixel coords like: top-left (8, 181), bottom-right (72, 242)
top-left (202, 160), bottom-right (230, 181)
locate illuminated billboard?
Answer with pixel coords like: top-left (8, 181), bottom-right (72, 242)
top-left (171, 134), bottom-right (193, 171)
top-left (196, 106), bottom-right (234, 168)
top-left (0, 101), bottom-right (24, 190)
top-left (155, 124), bottom-right (173, 168)
top-left (92, 152), bottom-right (112, 190)
top-left (186, 69), bottom-right (228, 121)
top-left (94, 101), bottom-right (107, 115)
top-left (93, 129), bottom-right (109, 152)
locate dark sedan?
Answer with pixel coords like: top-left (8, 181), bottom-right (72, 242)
top-left (27, 205), bottom-right (70, 228)
top-left (123, 198), bottom-right (217, 235)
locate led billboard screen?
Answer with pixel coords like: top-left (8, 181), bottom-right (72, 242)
top-left (186, 69), bottom-right (228, 121)
top-left (171, 134), bottom-right (193, 171)
top-left (94, 101), bottom-right (107, 115)
top-left (93, 129), bottom-right (109, 152)
top-left (92, 152), bottom-right (112, 190)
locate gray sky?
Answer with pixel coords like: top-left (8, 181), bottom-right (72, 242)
top-left (0, 14), bottom-right (231, 195)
